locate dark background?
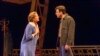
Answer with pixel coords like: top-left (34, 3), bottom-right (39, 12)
top-left (0, 0), bottom-right (100, 55)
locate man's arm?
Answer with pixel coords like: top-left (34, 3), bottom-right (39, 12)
top-left (66, 18), bottom-right (75, 46)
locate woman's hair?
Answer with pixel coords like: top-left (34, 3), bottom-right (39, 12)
top-left (28, 11), bottom-right (37, 22)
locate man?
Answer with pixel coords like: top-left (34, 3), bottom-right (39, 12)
top-left (55, 5), bottom-right (75, 56)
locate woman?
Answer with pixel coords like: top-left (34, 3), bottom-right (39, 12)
top-left (20, 11), bottom-right (39, 56)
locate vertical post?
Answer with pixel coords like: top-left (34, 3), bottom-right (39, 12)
top-left (39, 0), bottom-right (49, 49)
top-left (3, 20), bottom-right (7, 56)
top-left (3, 20), bottom-right (9, 56)
top-left (30, 0), bottom-right (49, 48)
top-left (30, 0), bottom-right (36, 12)
top-left (0, 20), bottom-right (9, 56)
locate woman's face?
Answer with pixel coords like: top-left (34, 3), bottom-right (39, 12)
top-left (33, 13), bottom-right (39, 22)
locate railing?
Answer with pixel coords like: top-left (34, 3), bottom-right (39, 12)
top-left (12, 49), bottom-right (20, 56)
top-left (11, 49), bottom-right (58, 56)
top-left (41, 49), bottom-right (59, 56)
top-left (11, 45), bottom-right (100, 56)
top-left (70, 45), bottom-right (100, 56)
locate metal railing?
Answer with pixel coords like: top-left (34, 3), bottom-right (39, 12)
top-left (11, 45), bottom-right (100, 56)
top-left (70, 45), bottom-right (100, 56)
top-left (41, 49), bottom-right (59, 56)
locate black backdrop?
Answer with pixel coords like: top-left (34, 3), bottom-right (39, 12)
top-left (0, 0), bottom-right (100, 55)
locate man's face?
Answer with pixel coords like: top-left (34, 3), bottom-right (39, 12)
top-left (55, 9), bottom-right (62, 18)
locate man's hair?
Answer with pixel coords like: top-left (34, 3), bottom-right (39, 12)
top-left (55, 5), bottom-right (66, 14)
top-left (28, 11), bottom-right (37, 22)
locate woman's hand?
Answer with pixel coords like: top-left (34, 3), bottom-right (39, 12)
top-left (65, 45), bottom-right (70, 50)
top-left (35, 26), bottom-right (39, 34)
